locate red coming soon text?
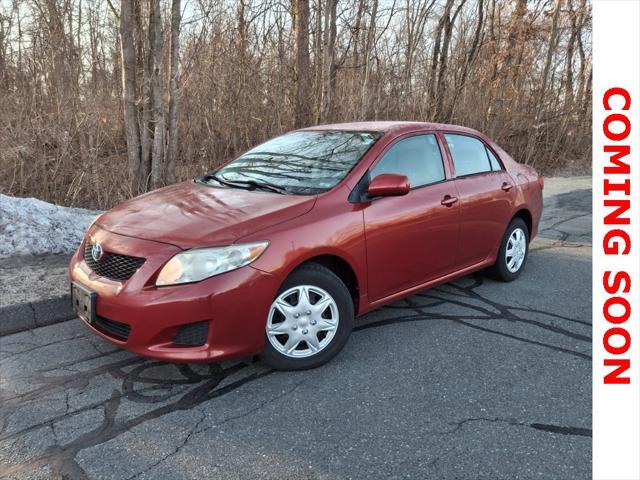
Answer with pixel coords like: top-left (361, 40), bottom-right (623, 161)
top-left (602, 87), bottom-right (633, 384)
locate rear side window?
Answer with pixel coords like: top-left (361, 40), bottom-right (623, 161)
top-left (370, 134), bottom-right (445, 188)
top-left (445, 134), bottom-right (495, 177)
top-left (486, 147), bottom-right (503, 171)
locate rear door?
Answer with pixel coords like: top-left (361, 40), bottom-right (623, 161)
top-left (442, 133), bottom-right (516, 267)
top-left (363, 133), bottom-right (460, 301)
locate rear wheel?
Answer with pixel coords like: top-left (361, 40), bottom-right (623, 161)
top-left (489, 217), bottom-right (529, 282)
top-left (260, 263), bottom-right (354, 370)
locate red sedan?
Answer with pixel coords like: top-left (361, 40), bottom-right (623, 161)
top-left (69, 122), bottom-right (543, 370)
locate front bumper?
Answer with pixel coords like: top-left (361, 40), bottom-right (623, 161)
top-left (69, 225), bottom-right (280, 363)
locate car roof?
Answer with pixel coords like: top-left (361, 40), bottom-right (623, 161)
top-left (299, 121), bottom-right (482, 136)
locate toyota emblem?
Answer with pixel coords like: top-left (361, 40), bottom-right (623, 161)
top-left (91, 243), bottom-right (103, 262)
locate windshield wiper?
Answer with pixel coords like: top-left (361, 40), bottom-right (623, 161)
top-left (202, 173), bottom-right (287, 194)
top-left (198, 173), bottom-right (241, 188)
top-left (226, 178), bottom-right (288, 194)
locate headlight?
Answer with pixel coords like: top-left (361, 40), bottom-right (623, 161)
top-left (156, 241), bottom-right (269, 286)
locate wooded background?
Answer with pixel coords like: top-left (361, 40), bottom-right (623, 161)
top-left (0, 0), bottom-right (591, 209)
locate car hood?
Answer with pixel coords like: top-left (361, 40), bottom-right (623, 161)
top-left (96, 181), bottom-right (316, 248)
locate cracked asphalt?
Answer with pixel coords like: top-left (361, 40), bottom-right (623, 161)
top-left (0, 178), bottom-right (592, 480)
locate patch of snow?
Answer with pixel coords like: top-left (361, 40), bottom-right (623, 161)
top-left (0, 194), bottom-right (101, 257)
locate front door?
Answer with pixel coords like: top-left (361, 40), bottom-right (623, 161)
top-left (363, 133), bottom-right (460, 301)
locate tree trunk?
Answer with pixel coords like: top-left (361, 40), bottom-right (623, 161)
top-left (139, 0), bottom-right (152, 191)
top-left (140, 33), bottom-right (152, 190)
top-left (314, 0), bottom-right (323, 120)
top-left (428, 0), bottom-right (455, 105)
top-left (293, 0), bottom-right (312, 128)
top-left (484, 0), bottom-right (526, 130)
top-left (525, 0), bottom-right (563, 165)
top-left (403, 0), bottom-right (434, 101)
top-left (575, 0), bottom-right (588, 124)
top-left (149, 0), bottom-right (164, 187)
top-left (350, 0), bottom-right (365, 118)
top-left (320, 0), bottom-right (336, 122)
top-left (360, 0), bottom-right (378, 117)
top-left (434, 0), bottom-right (465, 119)
top-left (448, 0), bottom-right (483, 121)
top-left (166, 0), bottom-right (181, 184)
top-left (0, 11), bottom-right (6, 89)
top-left (537, 0), bottom-right (563, 113)
top-left (119, 0), bottom-right (142, 193)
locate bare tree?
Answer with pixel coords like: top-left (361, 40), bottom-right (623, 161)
top-left (319, 0), bottom-right (337, 122)
top-left (120, 0), bottom-right (142, 193)
top-left (149, 0), bottom-right (164, 187)
top-left (166, 0), bottom-right (181, 184)
top-left (0, 0), bottom-right (593, 209)
top-left (360, 0), bottom-right (378, 116)
top-left (434, 0), bottom-right (467, 118)
top-left (403, 0), bottom-right (435, 97)
top-left (293, 0), bottom-right (312, 127)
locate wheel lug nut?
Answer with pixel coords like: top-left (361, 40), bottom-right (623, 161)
top-left (292, 325), bottom-right (298, 330)
top-left (311, 320), bottom-right (317, 325)
top-left (302, 329), bottom-right (308, 334)
top-left (306, 310), bottom-right (311, 315)
top-left (294, 313), bottom-right (300, 318)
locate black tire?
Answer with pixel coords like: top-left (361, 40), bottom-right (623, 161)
top-left (260, 263), bottom-right (354, 370)
top-left (489, 217), bottom-right (530, 282)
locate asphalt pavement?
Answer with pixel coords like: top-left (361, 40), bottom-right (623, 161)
top-left (0, 178), bottom-right (592, 480)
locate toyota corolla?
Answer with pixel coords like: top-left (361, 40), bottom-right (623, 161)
top-left (69, 121), bottom-right (543, 370)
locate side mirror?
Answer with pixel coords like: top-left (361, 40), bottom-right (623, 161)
top-left (367, 173), bottom-right (410, 197)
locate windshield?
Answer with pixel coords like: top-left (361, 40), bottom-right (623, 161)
top-left (202, 130), bottom-right (380, 195)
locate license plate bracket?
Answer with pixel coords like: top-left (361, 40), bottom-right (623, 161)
top-left (71, 282), bottom-right (96, 324)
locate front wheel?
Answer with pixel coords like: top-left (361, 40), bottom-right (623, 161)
top-left (260, 263), bottom-right (354, 370)
top-left (489, 217), bottom-right (530, 282)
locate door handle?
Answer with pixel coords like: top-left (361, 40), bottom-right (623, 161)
top-left (501, 182), bottom-right (513, 192)
top-left (441, 195), bottom-right (458, 207)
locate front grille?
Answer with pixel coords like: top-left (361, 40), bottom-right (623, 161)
top-left (95, 316), bottom-right (131, 340)
top-left (173, 321), bottom-right (209, 346)
top-left (84, 243), bottom-right (145, 281)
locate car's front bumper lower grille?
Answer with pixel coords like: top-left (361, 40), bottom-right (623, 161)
top-left (173, 321), bottom-right (209, 346)
top-left (94, 316), bottom-right (131, 340)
